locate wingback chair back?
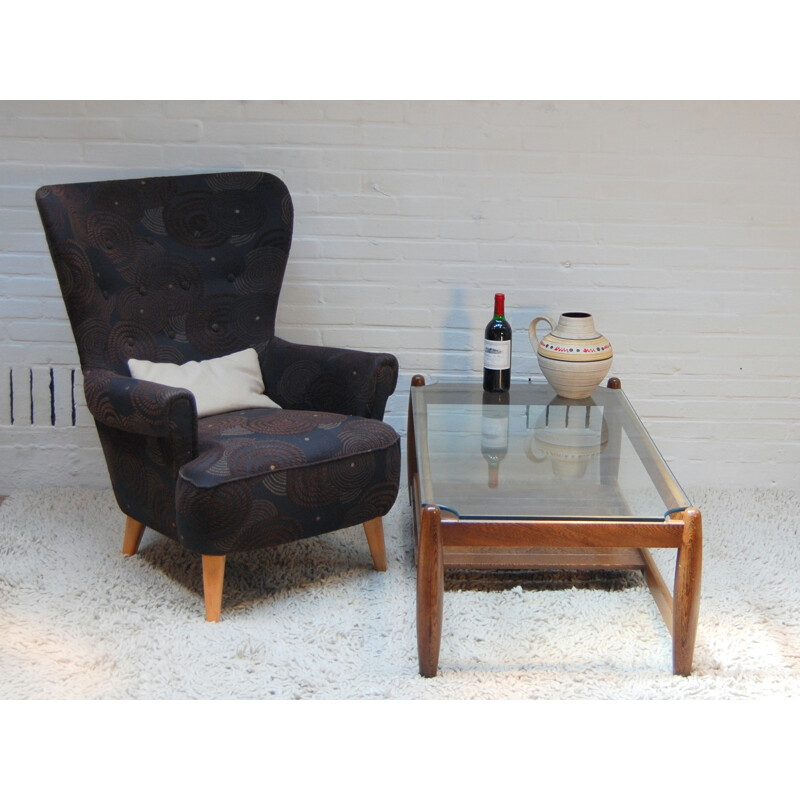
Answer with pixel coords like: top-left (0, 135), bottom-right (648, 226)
top-left (36, 171), bottom-right (293, 373)
top-left (36, 172), bottom-right (400, 621)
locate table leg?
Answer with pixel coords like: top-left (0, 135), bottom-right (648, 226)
top-left (407, 374), bottom-right (425, 506)
top-left (417, 504), bottom-right (444, 677)
top-left (672, 507), bottom-right (702, 676)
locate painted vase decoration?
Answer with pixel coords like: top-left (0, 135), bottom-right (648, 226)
top-left (528, 312), bottom-right (613, 400)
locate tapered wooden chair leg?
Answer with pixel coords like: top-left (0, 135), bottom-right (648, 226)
top-left (122, 516), bottom-right (146, 556)
top-left (363, 517), bottom-right (388, 571)
top-left (202, 555), bottom-right (226, 622)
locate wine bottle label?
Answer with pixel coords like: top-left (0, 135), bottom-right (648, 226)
top-left (484, 339), bottom-right (511, 370)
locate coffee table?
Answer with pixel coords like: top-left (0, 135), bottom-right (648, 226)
top-left (407, 375), bottom-right (701, 677)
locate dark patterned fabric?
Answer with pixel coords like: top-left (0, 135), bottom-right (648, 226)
top-left (176, 408), bottom-right (400, 554)
top-left (37, 172), bottom-right (293, 373)
top-left (36, 172), bottom-right (400, 554)
top-left (263, 337), bottom-right (397, 420)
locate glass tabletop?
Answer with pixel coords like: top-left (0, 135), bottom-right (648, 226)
top-left (411, 380), bottom-right (691, 521)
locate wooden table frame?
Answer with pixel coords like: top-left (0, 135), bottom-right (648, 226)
top-left (407, 375), bottom-right (702, 678)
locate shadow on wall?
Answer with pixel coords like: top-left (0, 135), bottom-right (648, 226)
top-left (437, 287), bottom-right (547, 383)
top-left (514, 305), bottom-right (549, 383)
top-left (439, 286), bottom-right (472, 378)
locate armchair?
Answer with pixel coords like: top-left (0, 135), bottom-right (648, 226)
top-left (36, 171), bottom-right (401, 621)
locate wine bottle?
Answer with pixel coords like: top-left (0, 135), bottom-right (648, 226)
top-left (483, 293), bottom-right (512, 392)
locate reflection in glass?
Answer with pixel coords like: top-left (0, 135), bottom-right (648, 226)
top-left (527, 397), bottom-right (608, 479)
top-left (412, 382), bottom-right (691, 521)
top-left (481, 391), bottom-right (510, 488)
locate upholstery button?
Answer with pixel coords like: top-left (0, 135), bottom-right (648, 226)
top-left (181, 280), bottom-right (190, 290)
top-left (102, 290), bottom-right (109, 299)
top-left (227, 273), bottom-right (235, 282)
top-left (167, 331), bottom-right (175, 339)
top-left (138, 285), bottom-right (147, 295)
top-left (210, 323), bottom-right (220, 332)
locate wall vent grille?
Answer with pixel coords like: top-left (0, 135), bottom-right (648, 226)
top-left (3, 366), bottom-right (81, 427)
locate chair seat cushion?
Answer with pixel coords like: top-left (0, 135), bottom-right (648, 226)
top-left (174, 408), bottom-right (401, 554)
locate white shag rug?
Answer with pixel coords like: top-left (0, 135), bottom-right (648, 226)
top-left (2, 485), bottom-right (800, 700)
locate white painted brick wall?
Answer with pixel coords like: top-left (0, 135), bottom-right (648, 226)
top-left (1, 100), bottom-right (799, 493)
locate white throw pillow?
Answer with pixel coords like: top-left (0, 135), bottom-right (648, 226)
top-left (128, 348), bottom-right (280, 418)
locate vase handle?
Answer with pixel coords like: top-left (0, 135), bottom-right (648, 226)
top-left (529, 316), bottom-right (554, 349)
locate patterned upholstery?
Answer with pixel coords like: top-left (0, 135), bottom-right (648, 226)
top-left (35, 172), bottom-right (400, 566)
top-left (178, 409), bottom-right (400, 555)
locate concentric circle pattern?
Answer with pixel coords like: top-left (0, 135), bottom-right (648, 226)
top-left (205, 171), bottom-right (264, 193)
top-left (276, 360), bottom-right (323, 406)
top-left (87, 211), bottom-right (138, 266)
top-left (37, 172), bottom-right (294, 372)
top-left (286, 465), bottom-right (342, 508)
top-left (163, 191), bottom-right (228, 249)
top-left (231, 293), bottom-right (276, 342)
top-left (107, 320), bottom-right (159, 364)
top-left (53, 240), bottom-right (96, 305)
top-left (142, 253), bottom-right (203, 316)
top-left (185, 295), bottom-right (241, 355)
top-left (176, 407), bottom-right (400, 553)
top-left (75, 318), bottom-right (112, 361)
top-left (176, 479), bottom-right (253, 544)
top-left (238, 247), bottom-right (286, 294)
top-left (117, 285), bottom-right (169, 329)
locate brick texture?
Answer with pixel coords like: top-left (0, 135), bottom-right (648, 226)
top-left (1, 100), bottom-right (799, 492)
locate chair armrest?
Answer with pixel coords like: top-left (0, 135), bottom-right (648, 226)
top-left (82, 367), bottom-right (198, 446)
top-left (261, 337), bottom-right (398, 420)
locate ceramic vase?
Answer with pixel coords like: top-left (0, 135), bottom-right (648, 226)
top-left (528, 312), bottom-right (613, 400)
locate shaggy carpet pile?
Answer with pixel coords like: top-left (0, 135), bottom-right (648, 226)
top-left (1, 485), bottom-right (800, 700)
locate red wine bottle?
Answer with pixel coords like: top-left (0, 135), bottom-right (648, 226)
top-left (483, 293), bottom-right (511, 392)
